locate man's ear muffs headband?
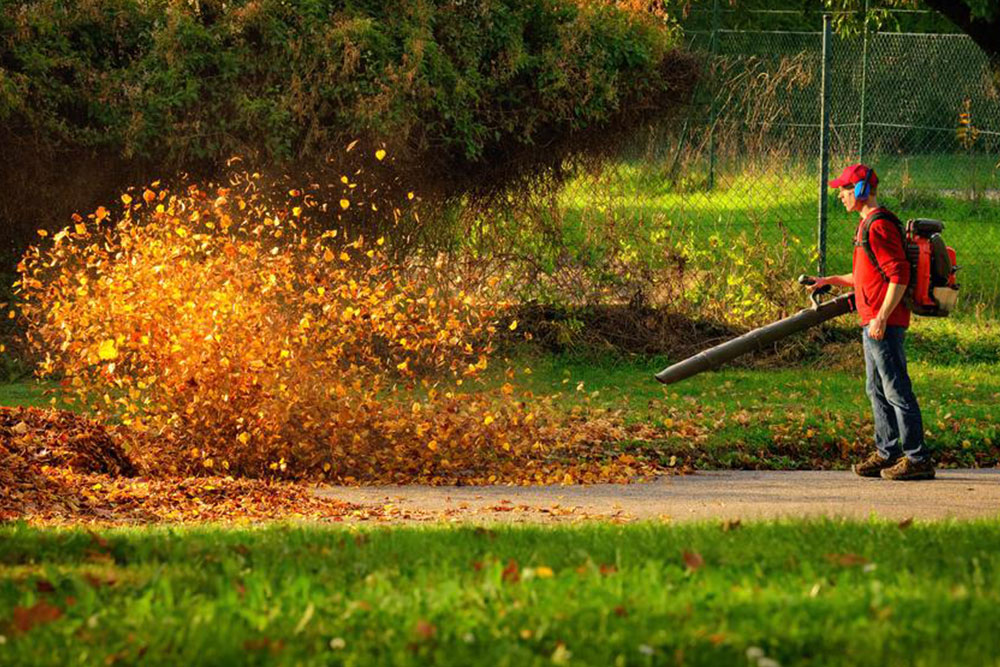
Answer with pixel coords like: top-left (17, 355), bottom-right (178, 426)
top-left (854, 169), bottom-right (873, 200)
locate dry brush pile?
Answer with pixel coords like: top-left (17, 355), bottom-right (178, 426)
top-left (8, 153), bottom-right (670, 522)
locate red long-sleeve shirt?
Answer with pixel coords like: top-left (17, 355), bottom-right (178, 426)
top-left (852, 208), bottom-right (911, 328)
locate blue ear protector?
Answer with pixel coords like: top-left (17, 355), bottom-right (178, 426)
top-left (854, 169), bottom-right (873, 200)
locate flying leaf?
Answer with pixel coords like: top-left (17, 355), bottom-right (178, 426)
top-left (98, 340), bottom-right (118, 361)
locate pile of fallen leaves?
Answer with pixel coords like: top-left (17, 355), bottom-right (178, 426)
top-left (0, 402), bottom-right (675, 524)
top-left (0, 406), bottom-right (371, 525)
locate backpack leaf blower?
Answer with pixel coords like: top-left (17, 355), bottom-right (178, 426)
top-left (655, 218), bottom-right (959, 385)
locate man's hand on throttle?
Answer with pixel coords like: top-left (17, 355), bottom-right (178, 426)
top-left (803, 276), bottom-right (829, 293)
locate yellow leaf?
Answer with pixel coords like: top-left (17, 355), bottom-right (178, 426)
top-left (535, 566), bottom-right (554, 579)
top-left (340, 199), bottom-right (350, 210)
top-left (377, 236), bottom-right (385, 246)
top-left (98, 339), bottom-right (118, 361)
top-left (74, 223), bottom-right (87, 236)
top-left (375, 149), bottom-right (386, 161)
top-left (237, 432), bottom-right (250, 444)
top-left (483, 415), bottom-right (494, 426)
top-left (396, 360), bottom-right (409, 371)
top-left (292, 206), bottom-right (302, 217)
top-left (121, 194), bottom-right (133, 205)
top-left (37, 229), bottom-right (48, 237)
top-left (407, 192), bottom-right (415, 200)
top-left (427, 440), bottom-right (438, 451)
top-left (323, 249), bottom-right (335, 262)
top-left (339, 252), bottom-right (350, 262)
top-left (509, 320), bottom-right (518, 331)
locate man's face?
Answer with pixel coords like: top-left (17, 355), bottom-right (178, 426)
top-left (838, 185), bottom-right (861, 213)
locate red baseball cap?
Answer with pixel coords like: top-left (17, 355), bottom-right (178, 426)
top-left (829, 163), bottom-right (877, 190)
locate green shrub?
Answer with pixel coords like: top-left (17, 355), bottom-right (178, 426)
top-left (0, 0), bottom-right (694, 173)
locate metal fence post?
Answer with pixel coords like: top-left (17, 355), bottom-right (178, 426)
top-left (707, 0), bottom-right (720, 191)
top-left (817, 14), bottom-right (832, 277)
top-left (859, 0), bottom-right (869, 162)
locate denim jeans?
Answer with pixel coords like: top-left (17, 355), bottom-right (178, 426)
top-left (862, 324), bottom-right (929, 462)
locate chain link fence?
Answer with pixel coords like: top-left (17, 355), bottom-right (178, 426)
top-left (537, 9), bottom-right (1000, 328)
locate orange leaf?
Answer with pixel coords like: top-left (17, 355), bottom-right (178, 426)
top-left (502, 558), bottom-right (520, 583)
top-left (683, 550), bottom-right (704, 571)
top-left (12, 600), bottom-right (63, 634)
top-left (414, 619), bottom-right (436, 640)
top-left (825, 553), bottom-right (869, 567)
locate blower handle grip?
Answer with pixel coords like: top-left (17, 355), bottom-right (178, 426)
top-left (797, 274), bottom-right (832, 307)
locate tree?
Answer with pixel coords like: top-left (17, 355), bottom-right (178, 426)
top-left (828, 0), bottom-right (1000, 84)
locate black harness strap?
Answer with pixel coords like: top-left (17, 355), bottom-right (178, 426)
top-left (855, 209), bottom-right (906, 284)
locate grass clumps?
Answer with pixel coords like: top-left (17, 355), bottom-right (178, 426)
top-left (3, 521), bottom-right (1000, 665)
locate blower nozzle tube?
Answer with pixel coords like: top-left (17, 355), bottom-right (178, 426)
top-left (654, 292), bottom-right (855, 385)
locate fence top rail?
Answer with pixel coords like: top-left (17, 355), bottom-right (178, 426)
top-left (866, 122), bottom-right (1000, 137)
top-left (683, 7), bottom-right (938, 14)
top-left (686, 29), bottom-right (976, 39)
top-left (686, 29), bottom-right (822, 36)
top-left (873, 31), bottom-right (982, 39)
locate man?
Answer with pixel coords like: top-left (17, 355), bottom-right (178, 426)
top-left (806, 163), bottom-right (934, 481)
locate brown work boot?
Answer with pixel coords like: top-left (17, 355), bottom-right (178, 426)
top-left (880, 457), bottom-right (935, 481)
top-left (852, 452), bottom-right (900, 478)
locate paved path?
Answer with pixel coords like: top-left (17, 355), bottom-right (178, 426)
top-left (315, 469), bottom-right (1000, 523)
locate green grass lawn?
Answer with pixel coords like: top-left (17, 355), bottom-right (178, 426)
top-left (486, 316), bottom-right (998, 468)
top-left (0, 381), bottom-right (54, 408)
top-left (5, 317), bottom-right (998, 469)
top-left (3, 521), bottom-right (1000, 666)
